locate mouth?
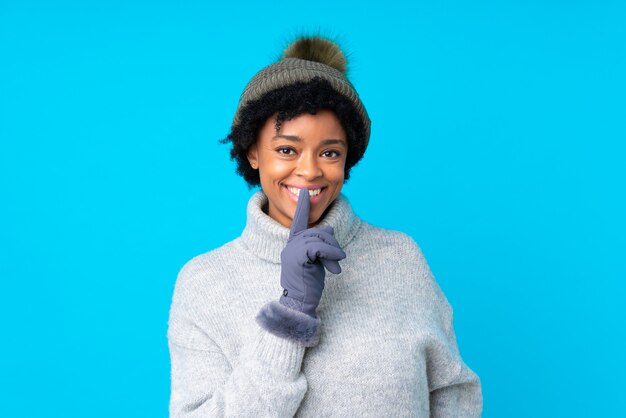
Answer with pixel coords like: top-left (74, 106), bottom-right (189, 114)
top-left (285, 185), bottom-right (324, 197)
top-left (283, 185), bottom-right (328, 203)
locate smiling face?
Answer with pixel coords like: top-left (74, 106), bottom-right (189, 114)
top-left (246, 109), bottom-right (348, 229)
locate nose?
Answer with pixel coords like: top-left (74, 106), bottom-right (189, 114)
top-left (295, 152), bottom-right (322, 180)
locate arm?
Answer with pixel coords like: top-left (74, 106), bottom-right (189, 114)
top-left (408, 237), bottom-right (483, 417)
top-left (168, 191), bottom-right (344, 416)
top-left (428, 317), bottom-right (483, 418)
top-left (167, 263), bottom-right (308, 417)
top-left (168, 326), bottom-right (307, 417)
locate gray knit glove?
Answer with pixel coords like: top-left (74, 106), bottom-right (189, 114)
top-left (279, 189), bottom-right (346, 317)
top-left (256, 189), bottom-right (346, 346)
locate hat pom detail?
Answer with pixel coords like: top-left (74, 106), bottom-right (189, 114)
top-left (283, 36), bottom-right (347, 74)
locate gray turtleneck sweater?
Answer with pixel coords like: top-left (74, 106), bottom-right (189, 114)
top-left (167, 191), bottom-right (482, 417)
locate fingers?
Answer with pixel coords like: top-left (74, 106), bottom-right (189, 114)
top-left (321, 258), bottom-right (342, 275)
top-left (306, 241), bottom-right (347, 264)
top-left (287, 193), bottom-right (345, 275)
top-left (300, 229), bottom-right (340, 248)
top-left (290, 188), bottom-right (310, 238)
top-left (307, 241), bottom-right (346, 274)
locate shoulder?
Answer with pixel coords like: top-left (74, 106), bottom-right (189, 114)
top-left (354, 221), bottom-right (427, 262)
top-left (354, 222), bottom-right (453, 326)
top-left (167, 239), bottom-right (242, 345)
top-left (169, 239), bottom-right (241, 312)
top-left (352, 221), bottom-right (434, 293)
top-left (178, 235), bottom-right (249, 275)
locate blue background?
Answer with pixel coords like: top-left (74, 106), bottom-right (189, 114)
top-left (1, 1), bottom-right (624, 416)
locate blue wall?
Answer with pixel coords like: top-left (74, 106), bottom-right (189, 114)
top-left (1, 1), bottom-right (624, 416)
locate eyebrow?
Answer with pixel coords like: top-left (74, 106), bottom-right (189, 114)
top-left (272, 134), bottom-right (347, 147)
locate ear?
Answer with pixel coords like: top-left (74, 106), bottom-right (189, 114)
top-left (247, 143), bottom-right (259, 169)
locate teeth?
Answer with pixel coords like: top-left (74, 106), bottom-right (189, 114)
top-left (287, 186), bottom-right (323, 197)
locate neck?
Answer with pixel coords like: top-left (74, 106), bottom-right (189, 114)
top-left (240, 190), bottom-right (361, 264)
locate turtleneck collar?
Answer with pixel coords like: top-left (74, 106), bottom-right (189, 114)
top-left (240, 190), bottom-right (362, 263)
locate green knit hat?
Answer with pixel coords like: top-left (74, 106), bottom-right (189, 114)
top-left (231, 36), bottom-right (371, 149)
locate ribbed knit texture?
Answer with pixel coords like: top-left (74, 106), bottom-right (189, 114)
top-left (167, 191), bottom-right (483, 417)
top-left (232, 57), bottom-right (371, 142)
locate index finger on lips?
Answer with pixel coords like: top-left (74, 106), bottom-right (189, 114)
top-left (289, 188), bottom-right (310, 238)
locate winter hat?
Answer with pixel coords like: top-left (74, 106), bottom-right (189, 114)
top-left (231, 36), bottom-right (371, 149)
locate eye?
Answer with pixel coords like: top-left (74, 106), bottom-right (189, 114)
top-left (322, 150), bottom-right (341, 158)
top-left (276, 147), bottom-right (296, 155)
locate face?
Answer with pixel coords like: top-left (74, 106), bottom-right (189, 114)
top-left (247, 109), bottom-right (348, 229)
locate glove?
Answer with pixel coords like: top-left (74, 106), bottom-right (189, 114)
top-left (278, 188), bottom-right (346, 318)
top-left (256, 188), bottom-right (346, 346)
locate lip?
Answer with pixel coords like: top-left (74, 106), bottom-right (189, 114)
top-left (283, 184), bottom-right (328, 205)
top-left (284, 184), bottom-right (327, 190)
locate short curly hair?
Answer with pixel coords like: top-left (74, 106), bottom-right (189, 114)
top-left (220, 77), bottom-right (368, 188)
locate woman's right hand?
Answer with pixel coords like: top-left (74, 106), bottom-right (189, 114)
top-left (279, 189), bottom-right (346, 318)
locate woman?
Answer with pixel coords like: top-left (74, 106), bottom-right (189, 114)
top-left (167, 36), bottom-right (483, 417)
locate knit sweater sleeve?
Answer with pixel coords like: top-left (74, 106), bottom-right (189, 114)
top-left (167, 260), bottom-right (308, 417)
top-left (407, 238), bottom-right (483, 417)
top-left (428, 318), bottom-right (483, 418)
